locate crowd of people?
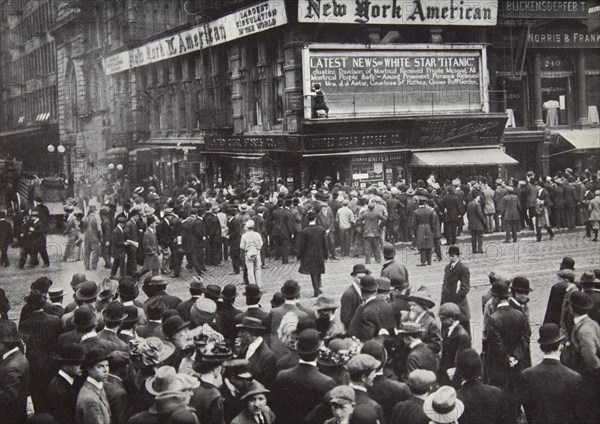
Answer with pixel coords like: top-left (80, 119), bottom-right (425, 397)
top-left (1, 167), bottom-right (600, 424)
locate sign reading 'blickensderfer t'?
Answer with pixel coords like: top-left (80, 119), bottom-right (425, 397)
top-left (298, 0), bottom-right (498, 25)
top-left (500, 1), bottom-right (594, 18)
top-left (104, 0), bottom-right (287, 75)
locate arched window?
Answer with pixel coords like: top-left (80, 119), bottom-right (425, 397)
top-left (64, 61), bottom-right (78, 133)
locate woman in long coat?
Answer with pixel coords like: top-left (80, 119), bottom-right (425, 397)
top-left (412, 197), bottom-right (434, 266)
top-left (298, 210), bottom-right (328, 297)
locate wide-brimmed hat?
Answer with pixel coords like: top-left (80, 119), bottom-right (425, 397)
top-left (424, 386), bottom-right (464, 424)
top-left (382, 243), bottom-right (396, 259)
top-left (238, 204), bottom-right (250, 212)
top-left (567, 291), bottom-right (594, 310)
top-left (133, 186), bottom-right (144, 195)
top-left (194, 341), bottom-right (233, 369)
top-left (143, 206), bottom-right (155, 217)
top-left (351, 264), bottom-right (371, 276)
top-left (511, 276), bottom-right (532, 293)
top-left (210, 205), bottom-right (221, 213)
top-left (129, 337), bottom-right (176, 369)
top-left (243, 284), bottom-right (262, 299)
top-left (102, 301), bottom-right (127, 322)
top-left (359, 276), bottom-right (378, 292)
top-left (147, 276), bottom-right (168, 286)
top-left (221, 284), bottom-right (237, 301)
top-left (281, 280), bottom-right (301, 298)
top-left (318, 336), bottom-right (362, 367)
top-left (75, 281), bottom-right (100, 301)
top-left (315, 295), bottom-right (339, 311)
top-left (537, 323), bottom-right (565, 345)
top-left (73, 305), bottom-right (97, 329)
top-left (236, 317), bottom-right (266, 331)
top-left (296, 329), bottom-right (322, 355)
top-left (98, 278), bottom-right (119, 300)
top-left (149, 391), bottom-right (188, 415)
top-left (145, 366), bottom-right (182, 395)
top-left (53, 342), bottom-right (85, 363)
top-left (24, 290), bottom-right (46, 310)
top-left (240, 381), bottom-right (270, 401)
top-left (0, 321), bottom-right (21, 343)
top-left (118, 278), bottom-right (139, 298)
top-left (407, 291), bottom-right (435, 309)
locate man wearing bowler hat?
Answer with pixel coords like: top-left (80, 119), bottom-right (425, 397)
top-left (0, 320), bottom-right (29, 424)
top-left (76, 347), bottom-right (112, 424)
top-left (340, 264), bottom-right (370, 330)
top-left (565, 291), bottom-right (600, 422)
top-left (217, 284), bottom-right (243, 347)
top-left (441, 245), bottom-right (471, 335)
top-left (46, 343), bottom-right (85, 424)
top-left (236, 317), bottom-right (277, 388)
top-left (267, 280), bottom-right (309, 358)
top-left (348, 275), bottom-right (395, 342)
top-left (380, 243), bottom-right (410, 288)
top-left (98, 301), bottom-right (128, 352)
top-left (142, 275), bottom-right (182, 312)
top-left (137, 297), bottom-right (167, 339)
top-left (520, 323), bottom-right (582, 424)
top-left (177, 277), bottom-right (205, 321)
top-left (581, 270), bottom-right (600, 325)
top-left (273, 329), bottom-right (336, 424)
top-left (116, 276), bottom-right (146, 324)
top-left (438, 302), bottom-right (471, 386)
top-left (298, 210), bottom-right (328, 297)
top-left (544, 266), bottom-right (577, 326)
top-left (509, 276), bottom-right (532, 321)
top-left (235, 284), bottom-right (269, 324)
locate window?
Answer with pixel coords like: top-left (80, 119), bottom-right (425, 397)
top-left (64, 62), bottom-right (78, 133)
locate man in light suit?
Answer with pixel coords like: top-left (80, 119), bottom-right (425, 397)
top-left (340, 264), bottom-right (370, 330)
top-left (441, 245), bottom-right (471, 335)
top-left (348, 275), bottom-right (395, 342)
top-left (76, 348), bottom-right (112, 424)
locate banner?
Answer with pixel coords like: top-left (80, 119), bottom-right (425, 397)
top-left (494, 28), bottom-right (600, 49)
top-left (298, 0), bottom-right (497, 25)
top-left (500, 1), bottom-right (597, 18)
top-left (105, 0), bottom-right (287, 75)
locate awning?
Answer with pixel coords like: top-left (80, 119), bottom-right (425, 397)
top-left (205, 151), bottom-right (266, 160)
top-left (0, 126), bottom-right (45, 139)
top-left (556, 129), bottom-right (600, 152)
top-left (411, 147), bottom-right (518, 167)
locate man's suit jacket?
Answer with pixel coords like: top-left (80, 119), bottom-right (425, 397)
top-left (569, 315), bottom-right (600, 374)
top-left (228, 216), bottom-right (242, 251)
top-left (406, 342), bottom-right (439, 376)
top-left (467, 200), bottom-right (485, 231)
top-left (440, 192), bottom-right (462, 222)
top-left (340, 283), bottom-right (362, 330)
top-left (216, 302), bottom-right (243, 347)
top-left (75, 379), bottom-right (111, 424)
top-left (231, 406), bottom-right (276, 424)
top-left (368, 374), bottom-right (411, 423)
top-left (104, 374), bottom-right (128, 424)
top-left (97, 328), bottom-right (128, 352)
top-left (348, 297), bottom-right (395, 341)
top-left (543, 280), bottom-right (569, 325)
top-left (441, 261), bottom-right (471, 320)
top-left (456, 379), bottom-right (505, 424)
top-left (142, 229), bottom-right (160, 270)
top-left (243, 339), bottom-right (277, 389)
top-left (273, 363), bottom-right (335, 424)
top-left (381, 260), bottom-right (410, 287)
top-left (391, 395), bottom-right (429, 424)
top-left (361, 210), bottom-right (386, 237)
top-left (0, 348), bottom-right (29, 424)
top-left (18, 310), bottom-right (61, 371)
top-left (267, 303), bottom-right (308, 357)
top-left (440, 323), bottom-right (472, 374)
top-left (297, 224), bottom-right (328, 276)
top-left (46, 373), bottom-right (79, 424)
top-left (278, 207), bottom-right (295, 239)
top-left (109, 225), bottom-right (127, 258)
top-left (503, 193), bottom-right (521, 221)
top-left (354, 389), bottom-right (385, 424)
top-left (520, 358), bottom-right (582, 424)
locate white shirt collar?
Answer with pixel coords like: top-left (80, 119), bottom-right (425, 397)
top-left (122, 301), bottom-right (134, 306)
top-left (108, 373), bottom-right (122, 382)
top-left (224, 378), bottom-right (238, 396)
top-left (447, 320), bottom-right (460, 337)
top-left (59, 369), bottom-right (75, 386)
top-left (103, 327), bottom-right (118, 334)
top-left (81, 330), bottom-right (98, 341)
top-left (245, 337), bottom-right (264, 360)
top-left (87, 376), bottom-right (103, 390)
top-left (543, 351), bottom-right (562, 361)
top-left (2, 346), bottom-right (20, 361)
top-left (364, 296), bottom-right (377, 305)
top-left (349, 383), bottom-right (368, 393)
top-left (409, 340), bottom-right (423, 349)
top-left (298, 359), bottom-right (317, 367)
top-left (574, 314), bottom-right (587, 325)
top-left (247, 304), bottom-right (260, 309)
top-left (284, 300), bottom-right (296, 306)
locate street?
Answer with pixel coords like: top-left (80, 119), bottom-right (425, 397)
top-left (1, 227), bottom-right (598, 363)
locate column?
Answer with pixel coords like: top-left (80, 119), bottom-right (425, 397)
top-left (533, 53), bottom-right (544, 128)
top-left (576, 50), bottom-right (589, 126)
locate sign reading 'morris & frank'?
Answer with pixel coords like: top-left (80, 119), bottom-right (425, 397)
top-left (298, 0), bottom-right (498, 25)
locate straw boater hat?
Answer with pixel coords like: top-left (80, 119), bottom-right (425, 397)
top-left (423, 386), bottom-right (464, 423)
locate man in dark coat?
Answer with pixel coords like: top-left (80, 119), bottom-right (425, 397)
top-left (216, 284), bottom-right (243, 347)
top-left (46, 343), bottom-right (85, 424)
top-left (18, 290), bottom-right (62, 411)
top-left (278, 199), bottom-right (296, 264)
top-left (441, 245), bottom-right (471, 334)
top-left (204, 205), bottom-right (222, 266)
top-left (273, 329), bottom-right (336, 424)
top-left (236, 317), bottom-right (277, 388)
top-left (483, 281), bottom-right (531, 424)
top-left (346, 354), bottom-right (386, 424)
top-left (543, 267), bottom-right (576, 325)
top-left (109, 216), bottom-right (128, 279)
top-left (267, 280), bottom-right (308, 358)
top-left (0, 211), bottom-right (13, 267)
top-left (466, 192), bottom-right (485, 254)
top-left (340, 264), bottom-right (370, 330)
top-left (124, 208), bottom-right (145, 276)
top-left (503, 186), bottom-right (521, 243)
top-left (456, 348), bottom-right (506, 424)
top-left (349, 275), bottom-right (395, 341)
top-left (396, 322), bottom-right (439, 379)
top-left (412, 197), bottom-right (435, 266)
top-left (438, 302), bottom-right (471, 385)
top-left (297, 210), bottom-right (328, 297)
top-left (0, 321), bottom-right (29, 424)
top-left (380, 243), bottom-right (409, 287)
top-left (234, 284), bottom-right (270, 324)
top-left (520, 323), bottom-right (582, 424)
top-left (439, 187), bottom-right (461, 245)
top-left (564, 178), bottom-right (578, 229)
top-left (359, 203), bottom-right (387, 264)
top-left (552, 179), bottom-right (566, 228)
top-left (177, 277), bottom-right (205, 321)
top-left (181, 208), bottom-right (202, 276)
top-left (391, 369), bottom-right (436, 424)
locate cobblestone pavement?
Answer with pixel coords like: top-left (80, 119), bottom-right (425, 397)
top-left (2, 227), bottom-right (599, 364)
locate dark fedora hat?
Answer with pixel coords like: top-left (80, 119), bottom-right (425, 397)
top-left (187, 277), bottom-right (205, 293)
top-left (491, 280), bottom-right (510, 298)
top-left (236, 317), bottom-right (266, 331)
top-left (281, 280), bottom-right (300, 298)
top-left (75, 281), bottom-right (100, 301)
top-left (102, 301), bottom-right (127, 322)
top-left (203, 285), bottom-right (222, 300)
top-left (382, 243), bottom-right (396, 259)
top-left (123, 305), bottom-right (139, 324)
top-left (24, 290), bottom-right (46, 310)
top-left (73, 305), bottom-right (97, 329)
top-left (351, 264), bottom-right (371, 276)
top-left (580, 270), bottom-right (600, 287)
top-left (537, 323), bottom-right (565, 345)
top-left (221, 284), bottom-right (237, 301)
top-left (163, 316), bottom-right (190, 340)
top-left (511, 276), bottom-right (532, 293)
top-left (296, 328), bottom-right (322, 355)
top-left (359, 275), bottom-right (378, 292)
top-left (53, 342), bottom-right (85, 363)
top-left (146, 298), bottom-right (168, 320)
top-left (567, 291), bottom-right (594, 310)
top-left (243, 284), bottom-right (262, 299)
top-left (84, 347), bottom-right (111, 368)
top-left (560, 257), bottom-right (575, 270)
top-left (117, 278), bottom-right (139, 298)
top-left (31, 277), bottom-right (53, 294)
top-left (70, 273), bottom-right (87, 290)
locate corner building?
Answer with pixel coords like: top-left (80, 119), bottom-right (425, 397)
top-left (104, 0), bottom-right (531, 190)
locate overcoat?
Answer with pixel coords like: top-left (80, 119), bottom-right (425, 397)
top-left (466, 199), bottom-right (485, 231)
top-left (0, 348), bottom-right (29, 424)
top-left (298, 224), bottom-right (328, 275)
top-left (412, 206), bottom-right (434, 250)
top-left (441, 261), bottom-right (471, 320)
top-left (348, 297), bottom-right (395, 341)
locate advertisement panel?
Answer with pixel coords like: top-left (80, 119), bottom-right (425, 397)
top-left (105, 0), bottom-right (287, 75)
top-left (499, 1), bottom-right (596, 18)
top-left (305, 47), bottom-right (483, 117)
top-left (298, 0), bottom-right (498, 25)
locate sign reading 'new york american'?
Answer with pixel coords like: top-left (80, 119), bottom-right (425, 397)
top-left (298, 0), bottom-right (498, 25)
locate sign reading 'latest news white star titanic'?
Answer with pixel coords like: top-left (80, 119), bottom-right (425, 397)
top-left (298, 0), bottom-right (498, 25)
